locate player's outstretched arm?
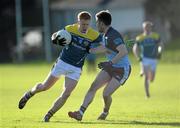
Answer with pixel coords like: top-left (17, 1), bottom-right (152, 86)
top-left (111, 44), bottom-right (128, 64)
top-left (89, 45), bottom-right (107, 54)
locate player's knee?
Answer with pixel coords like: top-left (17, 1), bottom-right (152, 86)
top-left (36, 83), bottom-right (49, 91)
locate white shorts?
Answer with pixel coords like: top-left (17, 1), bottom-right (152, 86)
top-left (51, 59), bottom-right (82, 81)
top-left (142, 57), bottom-right (157, 72)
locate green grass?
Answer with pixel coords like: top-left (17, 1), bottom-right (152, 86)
top-left (160, 39), bottom-right (180, 63)
top-left (0, 61), bottom-right (180, 128)
top-left (1, 39), bottom-right (180, 128)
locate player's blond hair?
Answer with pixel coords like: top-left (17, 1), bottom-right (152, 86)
top-left (142, 21), bottom-right (153, 28)
top-left (77, 11), bottom-right (92, 21)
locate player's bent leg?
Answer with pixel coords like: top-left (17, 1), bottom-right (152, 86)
top-left (144, 67), bottom-right (150, 98)
top-left (149, 70), bottom-right (156, 82)
top-left (82, 70), bottom-right (111, 108)
top-left (68, 70), bottom-right (111, 121)
top-left (140, 62), bottom-right (144, 77)
top-left (149, 59), bottom-right (157, 82)
top-left (18, 74), bottom-right (59, 110)
top-left (98, 78), bottom-right (120, 120)
top-left (44, 77), bottom-right (78, 122)
top-left (145, 75), bottom-right (150, 98)
top-left (31, 74), bottom-right (59, 94)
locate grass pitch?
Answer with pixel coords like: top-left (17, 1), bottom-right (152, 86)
top-left (0, 60), bottom-right (180, 128)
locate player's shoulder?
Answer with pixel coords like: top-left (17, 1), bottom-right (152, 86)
top-left (65, 24), bottom-right (77, 33)
top-left (107, 27), bottom-right (122, 41)
top-left (151, 32), bottom-right (160, 39)
top-left (88, 27), bottom-right (99, 36)
top-left (107, 27), bottom-right (124, 46)
top-left (108, 27), bottom-right (120, 35)
top-left (136, 33), bottom-right (145, 42)
top-left (65, 24), bottom-right (99, 41)
top-left (87, 27), bottom-right (100, 40)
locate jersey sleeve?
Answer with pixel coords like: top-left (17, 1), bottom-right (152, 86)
top-left (65, 25), bottom-right (72, 32)
top-left (106, 36), bottom-right (124, 53)
top-left (135, 34), bottom-right (144, 47)
top-left (113, 37), bottom-right (124, 45)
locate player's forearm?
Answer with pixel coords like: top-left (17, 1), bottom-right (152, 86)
top-left (111, 45), bottom-right (128, 64)
top-left (111, 50), bottom-right (127, 64)
top-left (89, 45), bottom-right (106, 54)
top-left (133, 44), bottom-right (141, 59)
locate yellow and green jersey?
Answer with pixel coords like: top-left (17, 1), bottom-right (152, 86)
top-left (136, 32), bottom-right (160, 59)
top-left (60, 24), bottom-right (102, 68)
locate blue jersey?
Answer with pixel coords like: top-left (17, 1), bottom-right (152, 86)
top-left (102, 27), bottom-right (130, 67)
top-left (60, 24), bottom-right (102, 68)
top-left (136, 32), bottom-right (160, 59)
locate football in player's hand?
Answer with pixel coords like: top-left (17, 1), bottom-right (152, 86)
top-left (52, 29), bottom-right (72, 46)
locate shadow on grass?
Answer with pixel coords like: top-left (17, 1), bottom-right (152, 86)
top-left (50, 119), bottom-right (180, 127)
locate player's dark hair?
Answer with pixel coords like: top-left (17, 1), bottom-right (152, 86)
top-left (96, 10), bottom-right (112, 26)
top-left (78, 11), bottom-right (92, 20)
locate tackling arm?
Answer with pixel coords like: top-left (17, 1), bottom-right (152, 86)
top-left (111, 44), bottom-right (128, 64)
top-left (89, 45), bottom-right (107, 54)
top-left (98, 44), bottom-right (128, 75)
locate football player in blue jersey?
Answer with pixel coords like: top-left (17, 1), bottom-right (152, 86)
top-left (68, 10), bottom-right (131, 121)
top-left (133, 21), bottom-right (163, 98)
top-left (18, 11), bottom-right (102, 122)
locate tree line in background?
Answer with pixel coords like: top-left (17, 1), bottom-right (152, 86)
top-left (145, 0), bottom-right (180, 38)
top-left (0, 0), bottom-right (179, 62)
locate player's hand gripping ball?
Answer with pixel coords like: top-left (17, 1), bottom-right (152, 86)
top-left (52, 29), bottom-right (72, 46)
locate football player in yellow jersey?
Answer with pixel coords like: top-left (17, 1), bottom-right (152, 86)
top-left (68, 10), bottom-right (131, 121)
top-left (133, 21), bottom-right (163, 98)
top-left (18, 11), bottom-right (102, 122)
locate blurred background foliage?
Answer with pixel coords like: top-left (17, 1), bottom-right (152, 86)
top-left (0, 0), bottom-right (179, 63)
